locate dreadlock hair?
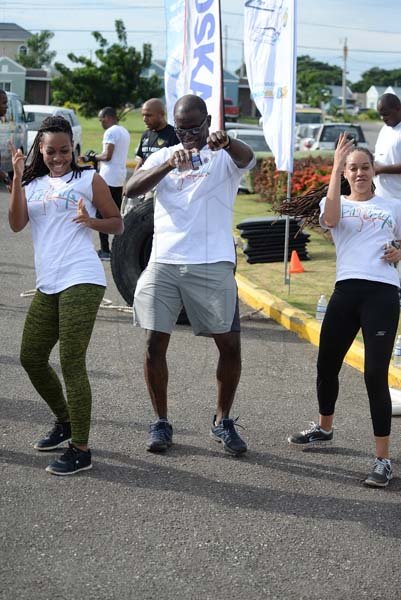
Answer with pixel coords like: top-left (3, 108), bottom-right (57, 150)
top-left (22, 115), bottom-right (87, 186)
top-left (278, 146), bottom-right (375, 228)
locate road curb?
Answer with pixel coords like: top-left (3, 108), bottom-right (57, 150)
top-left (236, 272), bottom-right (401, 389)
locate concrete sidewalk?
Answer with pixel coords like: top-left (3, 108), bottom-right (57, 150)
top-left (236, 272), bottom-right (401, 389)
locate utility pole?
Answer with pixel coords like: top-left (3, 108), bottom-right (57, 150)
top-left (342, 38), bottom-right (348, 114)
top-left (240, 41), bottom-right (245, 78)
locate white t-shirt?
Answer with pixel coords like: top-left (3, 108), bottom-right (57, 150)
top-left (141, 143), bottom-right (256, 264)
top-left (374, 122), bottom-right (401, 199)
top-left (99, 124), bottom-right (130, 187)
top-left (320, 195), bottom-right (401, 287)
top-left (25, 169), bottom-right (106, 294)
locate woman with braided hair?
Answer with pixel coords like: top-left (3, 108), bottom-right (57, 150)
top-left (287, 133), bottom-right (401, 488)
top-left (9, 115), bottom-right (123, 475)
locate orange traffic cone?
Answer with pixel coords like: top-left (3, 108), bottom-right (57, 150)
top-left (289, 250), bottom-right (305, 274)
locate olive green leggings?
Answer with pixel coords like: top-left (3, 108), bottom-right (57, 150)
top-left (20, 284), bottom-right (105, 445)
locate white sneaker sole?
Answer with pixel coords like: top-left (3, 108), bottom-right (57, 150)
top-left (45, 463), bottom-right (93, 476)
top-left (34, 437), bottom-right (72, 451)
top-left (364, 474), bottom-right (393, 488)
top-left (288, 437), bottom-right (333, 448)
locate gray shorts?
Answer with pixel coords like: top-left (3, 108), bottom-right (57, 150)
top-left (134, 262), bottom-right (240, 336)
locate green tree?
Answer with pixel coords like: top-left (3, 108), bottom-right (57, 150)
top-left (51, 20), bottom-right (162, 117)
top-left (236, 56), bottom-right (343, 107)
top-left (353, 67), bottom-right (401, 92)
top-left (296, 55), bottom-right (343, 107)
top-left (17, 30), bottom-right (56, 68)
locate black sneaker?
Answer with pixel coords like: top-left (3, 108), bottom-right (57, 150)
top-left (364, 458), bottom-right (393, 488)
top-left (33, 422), bottom-right (72, 451)
top-left (210, 416), bottom-right (247, 456)
top-left (45, 443), bottom-right (92, 476)
top-left (146, 420), bottom-right (173, 452)
top-left (288, 422), bottom-right (333, 446)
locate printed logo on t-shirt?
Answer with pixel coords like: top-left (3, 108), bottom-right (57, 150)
top-left (27, 186), bottom-right (90, 213)
top-left (341, 203), bottom-right (394, 232)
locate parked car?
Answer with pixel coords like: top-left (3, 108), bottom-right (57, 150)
top-left (228, 128), bottom-right (271, 153)
top-left (296, 124), bottom-right (321, 151)
top-left (299, 122), bottom-right (368, 152)
top-left (225, 121), bottom-right (260, 131)
top-left (228, 128), bottom-right (271, 193)
top-left (0, 92), bottom-right (28, 176)
top-left (24, 105), bottom-right (82, 156)
top-left (224, 98), bottom-right (239, 122)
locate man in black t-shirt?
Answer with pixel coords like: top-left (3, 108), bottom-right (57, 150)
top-left (135, 99), bottom-right (179, 171)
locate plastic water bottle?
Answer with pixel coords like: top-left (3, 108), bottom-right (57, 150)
top-left (315, 294), bottom-right (327, 322)
top-left (394, 335), bottom-right (401, 367)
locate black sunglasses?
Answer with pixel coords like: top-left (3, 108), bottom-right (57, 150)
top-left (174, 116), bottom-right (208, 137)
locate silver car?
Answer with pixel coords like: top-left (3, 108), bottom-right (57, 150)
top-left (24, 105), bottom-right (82, 157)
top-left (228, 128), bottom-right (271, 193)
top-left (300, 122), bottom-right (368, 152)
top-left (0, 92), bottom-right (28, 175)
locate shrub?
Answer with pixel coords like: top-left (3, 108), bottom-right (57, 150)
top-left (358, 109), bottom-right (380, 121)
top-left (254, 155), bottom-right (333, 205)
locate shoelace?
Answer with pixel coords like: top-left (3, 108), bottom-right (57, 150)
top-left (301, 422), bottom-right (320, 436)
top-left (232, 416), bottom-right (245, 431)
top-left (373, 459), bottom-right (389, 475)
top-left (45, 423), bottom-right (63, 436)
top-left (59, 446), bottom-right (77, 461)
top-left (217, 417), bottom-right (245, 433)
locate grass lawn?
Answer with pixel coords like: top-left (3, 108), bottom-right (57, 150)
top-left (233, 194), bottom-right (337, 316)
top-left (80, 110), bottom-right (144, 158)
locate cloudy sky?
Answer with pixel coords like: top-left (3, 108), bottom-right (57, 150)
top-left (1, 0), bottom-right (401, 82)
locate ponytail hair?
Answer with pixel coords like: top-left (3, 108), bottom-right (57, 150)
top-left (278, 147), bottom-right (375, 227)
top-left (22, 115), bottom-right (87, 186)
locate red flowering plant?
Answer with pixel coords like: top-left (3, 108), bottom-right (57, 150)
top-left (253, 155), bottom-right (333, 208)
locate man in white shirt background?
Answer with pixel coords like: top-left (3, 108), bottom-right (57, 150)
top-left (92, 106), bottom-right (130, 260)
top-left (374, 93), bottom-right (401, 200)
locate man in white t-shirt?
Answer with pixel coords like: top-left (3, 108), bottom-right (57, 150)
top-left (94, 106), bottom-right (130, 260)
top-left (374, 93), bottom-right (401, 200)
top-left (125, 94), bottom-right (255, 457)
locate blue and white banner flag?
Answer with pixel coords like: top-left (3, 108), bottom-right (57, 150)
top-left (244, 0), bottom-right (297, 172)
top-left (164, 0), bottom-right (223, 131)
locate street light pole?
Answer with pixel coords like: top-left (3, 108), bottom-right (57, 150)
top-left (342, 38), bottom-right (348, 114)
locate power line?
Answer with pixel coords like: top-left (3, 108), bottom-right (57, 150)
top-left (298, 45), bottom-right (401, 55)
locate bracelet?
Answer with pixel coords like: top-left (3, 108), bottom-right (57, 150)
top-left (223, 137), bottom-right (231, 151)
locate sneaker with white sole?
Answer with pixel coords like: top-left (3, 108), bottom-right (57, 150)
top-left (146, 420), bottom-right (173, 453)
top-left (210, 416), bottom-right (247, 456)
top-left (45, 443), bottom-right (92, 476)
top-left (364, 458), bottom-right (393, 488)
top-left (34, 421), bottom-right (71, 451)
top-left (288, 422), bottom-right (333, 446)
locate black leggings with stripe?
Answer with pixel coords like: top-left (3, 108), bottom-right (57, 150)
top-left (317, 279), bottom-right (400, 437)
top-left (20, 284), bottom-right (105, 445)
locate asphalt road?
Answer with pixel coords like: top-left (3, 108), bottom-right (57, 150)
top-left (1, 187), bottom-right (401, 600)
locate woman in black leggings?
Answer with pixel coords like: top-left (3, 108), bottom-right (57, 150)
top-left (288, 133), bottom-right (401, 488)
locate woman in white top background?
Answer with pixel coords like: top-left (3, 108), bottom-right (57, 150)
top-left (287, 133), bottom-right (401, 488)
top-left (9, 115), bottom-right (123, 476)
